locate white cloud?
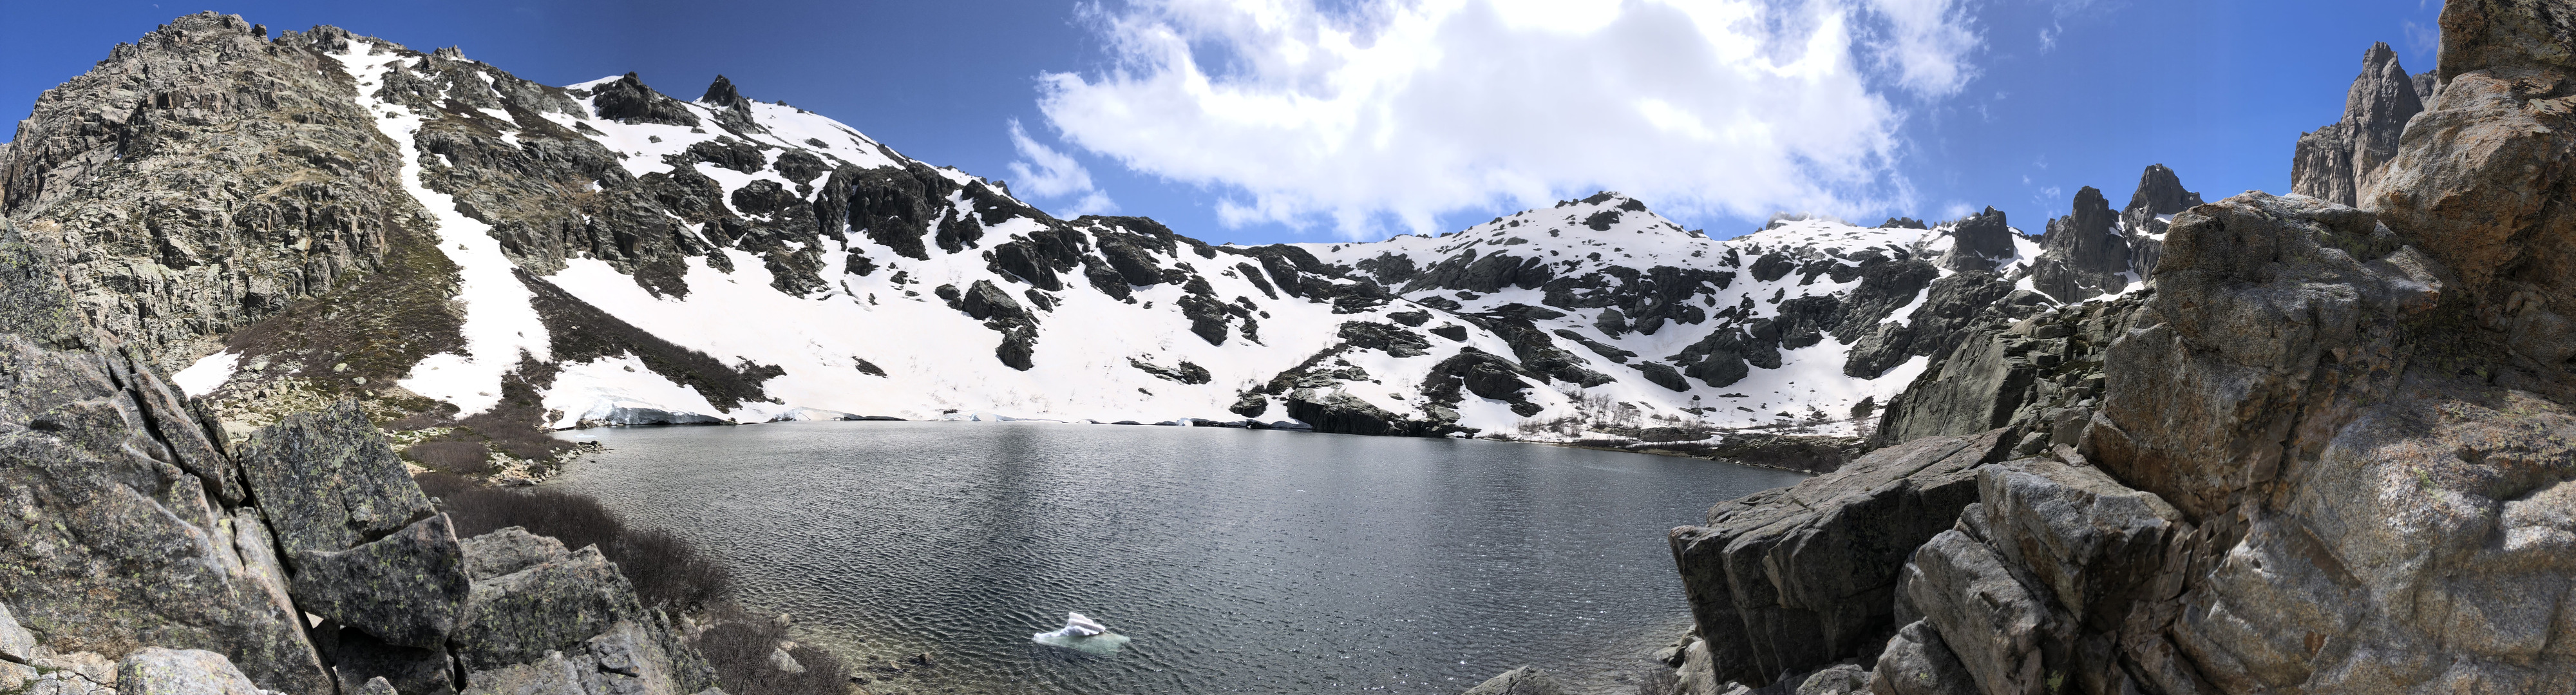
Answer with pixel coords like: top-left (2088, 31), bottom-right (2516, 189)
top-left (1862, 0), bottom-right (1983, 96)
top-left (2035, 0), bottom-right (2120, 19)
top-left (1036, 0), bottom-right (1984, 238)
top-left (1006, 119), bottom-right (1120, 216)
top-left (2402, 19), bottom-right (2441, 68)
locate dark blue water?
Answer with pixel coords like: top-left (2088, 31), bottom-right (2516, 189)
top-left (550, 421), bottom-right (1804, 694)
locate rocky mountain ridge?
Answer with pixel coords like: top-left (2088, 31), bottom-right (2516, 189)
top-left (0, 13), bottom-right (2201, 473)
top-left (15, 5), bottom-right (2576, 695)
top-left (1648, 1), bottom-right (2576, 692)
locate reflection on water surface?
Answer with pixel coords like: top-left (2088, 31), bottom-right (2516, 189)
top-left (551, 421), bottom-right (1807, 694)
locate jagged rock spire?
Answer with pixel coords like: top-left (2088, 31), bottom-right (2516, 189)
top-left (2029, 187), bottom-right (2131, 303)
top-left (588, 72), bottom-right (699, 126)
top-left (699, 74), bottom-right (766, 133)
top-left (2290, 41), bottom-right (2423, 206)
top-left (2119, 164), bottom-right (2199, 277)
top-left (1935, 207), bottom-right (2013, 272)
top-left (2123, 164), bottom-right (2201, 216)
top-left (702, 74), bottom-right (746, 110)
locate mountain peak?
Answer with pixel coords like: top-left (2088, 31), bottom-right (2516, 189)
top-left (2124, 164), bottom-right (2201, 216)
top-left (701, 74), bottom-right (746, 109)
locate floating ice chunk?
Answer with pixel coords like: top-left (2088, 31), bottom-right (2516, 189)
top-left (1056, 612), bottom-right (1106, 636)
top-left (1032, 612), bottom-right (1130, 654)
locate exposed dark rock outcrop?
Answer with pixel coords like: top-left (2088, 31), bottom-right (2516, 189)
top-left (0, 334), bottom-right (332, 694)
top-left (1420, 348), bottom-right (1540, 416)
top-left (698, 74), bottom-right (764, 134)
top-left (1934, 207), bottom-right (2014, 272)
top-left (1665, 429), bottom-right (2012, 687)
top-left (2116, 164), bottom-right (2201, 278)
top-left (2027, 187), bottom-right (2132, 303)
top-left (1868, 294), bottom-right (2137, 452)
top-left (1841, 273), bottom-right (2032, 380)
top-left (2291, 42), bottom-right (2424, 206)
top-left (585, 73), bottom-right (699, 127)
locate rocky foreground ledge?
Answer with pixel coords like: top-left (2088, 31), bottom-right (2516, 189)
top-left (1596, 2), bottom-right (2576, 692)
top-left (0, 336), bottom-right (721, 695)
top-left (1, 175), bottom-right (720, 692)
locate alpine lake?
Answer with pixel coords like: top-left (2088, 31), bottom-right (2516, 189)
top-left (549, 421), bottom-right (1808, 694)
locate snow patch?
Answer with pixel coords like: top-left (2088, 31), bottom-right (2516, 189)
top-left (542, 354), bottom-right (731, 428)
top-left (331, 44), bottom-right (552, 417)
top-left (171, 351), bottom-right (241, 397)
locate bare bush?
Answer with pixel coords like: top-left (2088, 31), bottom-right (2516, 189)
top-left (612, 528), bottom-right (734, 612)
top-left (402, 440), bottom-right (492, 473)
top-left (695, 605), bottom-right (851, 695)
top-left (426, 479), bottom-right (731, 611)
top-left (411, 475), bottom-right (854, 694)
top-left (441, 486), bottom-right (623, 554)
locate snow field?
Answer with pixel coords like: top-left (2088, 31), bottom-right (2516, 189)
top-left (205, 51), bottom-right (1992, 441)
top-left (330, 43), bottom-right (552, 417)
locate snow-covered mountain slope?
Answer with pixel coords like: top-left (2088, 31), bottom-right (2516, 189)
top-left (1, 17), bottom-right (2193, 460)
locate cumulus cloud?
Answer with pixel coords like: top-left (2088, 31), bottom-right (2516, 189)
top-left (1036, 0), bottom-right (1984, 238)
top-left (1007, 119), bottom-right (1119, 216)
top-left (1862, 0), bottom-right (1982, 96)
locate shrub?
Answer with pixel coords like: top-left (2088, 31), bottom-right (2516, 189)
top-left (413, 471), bottom-right (476, 501)
top-left (440, 486), bottom-right (624, 555)
top-left (695, 605), bottom-right (851, 695)
top-left (612, 528), bottom-right (734, 611)
top-left (403, 440), bottom-right (493, 473)
top-left (416, 474), bottom-right (864, 695)
top-left (424, 477), bottom-right (730, 611)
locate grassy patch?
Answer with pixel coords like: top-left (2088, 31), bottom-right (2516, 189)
top-left (218, 211), bottom-right (464, 407)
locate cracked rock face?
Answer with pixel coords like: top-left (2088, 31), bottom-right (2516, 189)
top-left (449, 543), bottom-right (648, 673)
top-left (287, 513), bottom-right (471, 649)
top-left (116, 648), bottom-right (279, 695)
top-left (1665, 6), bottom-right (2576, 692)
top-left (0, 13), bottom-right (433, 376)
top-left (2293, 42), bottom-right (2426, 207)
top-left (234, 400), bottom-right (435, 555)
top-left (0, 247), bottom-right (712, 694)
top-left (1665, 429), bottom-right (2012, 687)
top-left (0, 333), bottom-right (330, 695)
top-left (457, 621), bottom-right (708, 695)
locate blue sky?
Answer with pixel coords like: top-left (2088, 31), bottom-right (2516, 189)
top-left (3, 1), bottom-right (2445, 245)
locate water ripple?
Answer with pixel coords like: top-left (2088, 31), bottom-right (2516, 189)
top-left (551, 422), bottom-right (1806, 694)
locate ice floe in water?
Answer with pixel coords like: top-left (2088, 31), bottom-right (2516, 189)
top-left (1032, 612), bottom-right (1130, 654)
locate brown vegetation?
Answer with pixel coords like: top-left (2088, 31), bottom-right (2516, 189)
top-left (416, 473), bottom-right (851, 693)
